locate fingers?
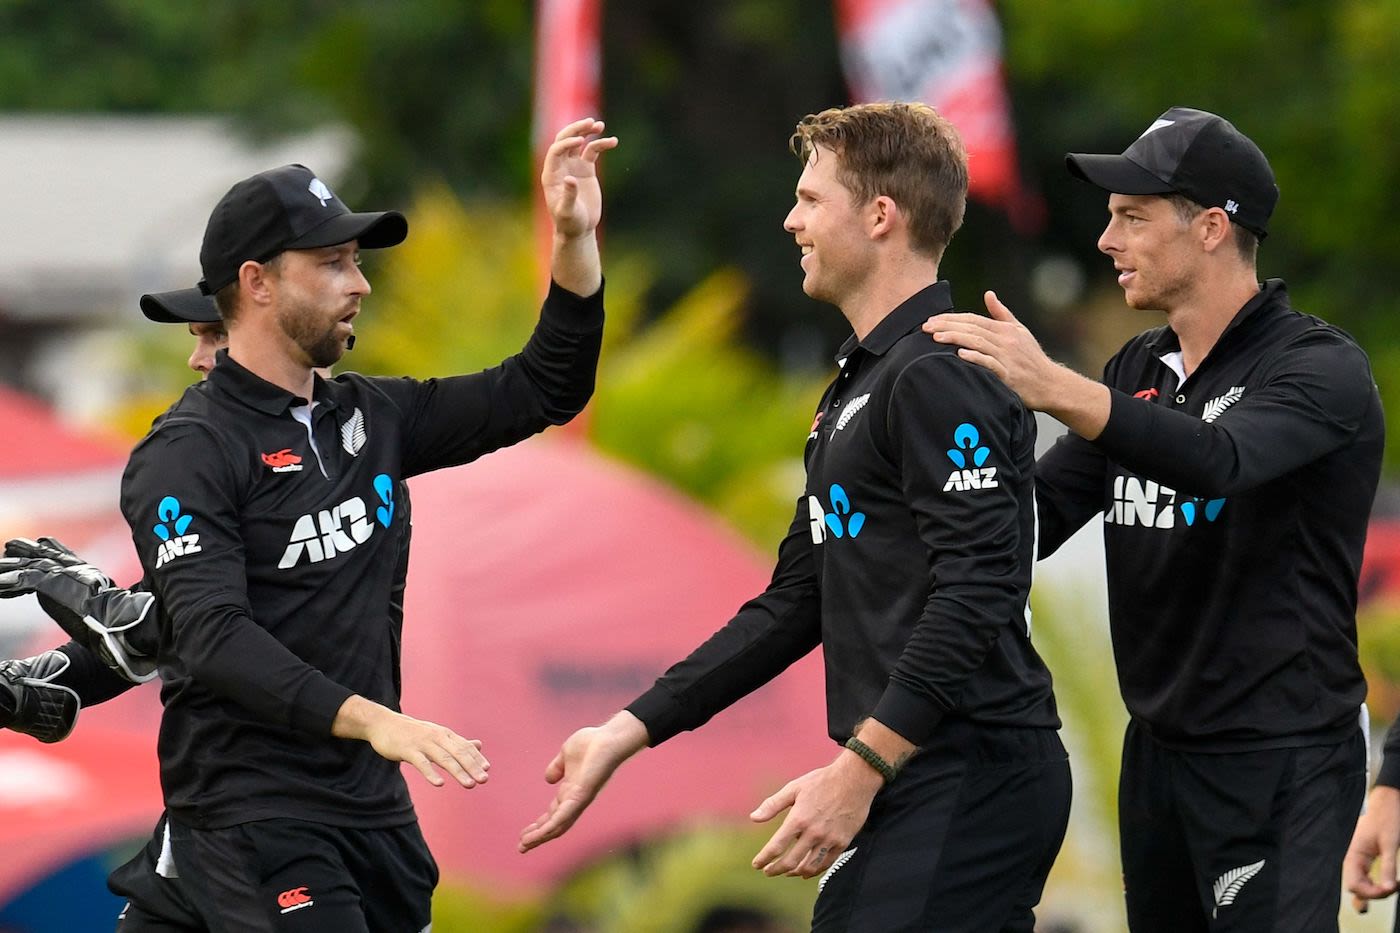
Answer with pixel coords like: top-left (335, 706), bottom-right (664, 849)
top-left (544, 750), bottom-right (566, 785)
top-left (400, 727), bottom-right (489, 790)
top-left (751, 823), bottom-right (843, 878)
top-left (519, 795), bottom-right (585, 852)
top-left (552, 117), bottom-right (605, 145)
top-left (984, 289), bottom-right (1018, 322)
top-left (750, 784), bottom-right (797, 823)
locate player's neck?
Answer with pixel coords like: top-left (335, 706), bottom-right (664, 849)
top-left (1166, 269), bottom-right (1260, 376)
top-left (227, 331), bottom-right (317, 401)
top-left (841, 253), bottom-right (940, 342)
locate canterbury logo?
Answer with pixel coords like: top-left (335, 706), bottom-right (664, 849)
top-left (341, 407), bottom-right (366, 456)
top-left (277, 885), bottom-right (314, 913)
top-left (1212, 859), bottom-right (1265, 917)
top-left (818, 847), bottom-right (858, 893)
top-left (833, 394), bottom-right (870, 432)
top-left (1201, 386), bottom-right (1245, 423)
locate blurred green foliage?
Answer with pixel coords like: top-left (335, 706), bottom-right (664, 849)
top-left (10, 2), bottom-right (1400, 458)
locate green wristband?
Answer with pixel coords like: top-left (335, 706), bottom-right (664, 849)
top-left (844, 736), bottom-right (898, 784)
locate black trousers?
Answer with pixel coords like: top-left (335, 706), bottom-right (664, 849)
top-left (130, 816), bottom-right (438, 933)
top-left (1119, 720), bottom-right (1366, 933)
top-left (111, 814), bottom-right (205, 932)
top-left (811, 723), bottom-right (1071, 933)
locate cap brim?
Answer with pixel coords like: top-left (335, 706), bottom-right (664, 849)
top-left (286, 210), bottom-right (408, 251)
top-left (1065, 153), bottom-right (1175, 195)
top-left (140, 288), bottom-right (221, 324)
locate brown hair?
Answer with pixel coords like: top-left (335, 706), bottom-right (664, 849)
top-left (1164, 193), bottom-right (1258, 264)
top-left (790, 102), bottom-right (968, 259)
top-left (212, 253), bottom-right (284, 322)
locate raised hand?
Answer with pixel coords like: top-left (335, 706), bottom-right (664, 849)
top-left (541, 117), bottom-right (618, 241)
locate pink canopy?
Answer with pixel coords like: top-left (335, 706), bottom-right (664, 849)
top-left (0, 435), bottom-right (830, 901)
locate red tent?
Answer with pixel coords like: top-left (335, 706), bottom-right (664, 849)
top-left (0, 433), bottom-right (830, 902)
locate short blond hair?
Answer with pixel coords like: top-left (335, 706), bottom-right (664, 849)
top-left (790, 102), bottom-right (968, 259)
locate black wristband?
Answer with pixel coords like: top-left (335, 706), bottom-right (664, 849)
top-left (844, 736), bottom-right (898, 784)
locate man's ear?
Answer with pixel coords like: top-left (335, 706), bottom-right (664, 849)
top-left (870, 194), bottom-right (899, 241)
top-left (1198, 207), bottom-right (1233, 254)
top-left (239, 259), bottom-right (277, 307)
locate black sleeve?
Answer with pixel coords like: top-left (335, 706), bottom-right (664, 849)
top-left (54, 641), bottom-right (133, 706)
top-left (870, 355), bottom-right (1030, 745)
top-left (1092, 330), bottom-right (1377, 497)
top-left (385, 280), bottom-right (605, 477)
top-left (121, 422), bottom-right (353, 735)
top-left (1378, 719), bottom-right (1400, 788)
top-left (1035, 429), bottom-right (1108, 561)
top-left (626, 496), bottom-right (823, 746)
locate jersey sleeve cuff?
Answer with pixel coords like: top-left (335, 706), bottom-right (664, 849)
top-left (1377, 755), bottom-right (1400, 789)
top-left (543, 277), bottom-right (606, 334)
top-left (870, 682), bottom-right (945, 747)
top-left (288, 676), bottom-right (355, 736)
top-left (1091, 388), bottom-right (1152, 460)
top-left (625, 683), bottom-right (685, 747)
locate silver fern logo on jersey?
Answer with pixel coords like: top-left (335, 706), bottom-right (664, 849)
top-left (1212, 859), bottom-right (1265, 917)
top-left (1202, 386), bottom-right (1245, 423)
top-left (833, 394), bottom-right (871, 433)
top-left (341, 408), bottom-right (366, 456)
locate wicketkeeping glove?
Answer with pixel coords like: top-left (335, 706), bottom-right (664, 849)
top-left (1, 537), bottom-right (158, 684)
top-left (0, 649), bottom-right (80, 743)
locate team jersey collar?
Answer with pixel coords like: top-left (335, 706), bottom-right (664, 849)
top-left (207, 349), bottom-right (341, 416)
top-left (1143, 278), bottom-right (1290, 355)
top-left (835, 280), bottom-right (954, 361)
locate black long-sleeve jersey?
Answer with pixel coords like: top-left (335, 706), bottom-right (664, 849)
top-left (629, 282), bottom-right (1059, 748)
top-left (120, 282), bottom-right (603, 829)
top-left (1037, 279), bottom-right (1382, 750)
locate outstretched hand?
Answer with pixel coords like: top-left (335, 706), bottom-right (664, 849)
top-left (334, 695), bottom-right (489, 789)
top-left (924, 291), bottom-right (1112, 438)
top-left (541, 117), bottom-right (618, 241)
top-left (922, 291), bottom-right (1056, 408)
top-left (519, 711), bottom-right (648, 852)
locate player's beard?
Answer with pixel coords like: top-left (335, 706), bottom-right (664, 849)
top-left (277, 297), bottom-right (347, 369)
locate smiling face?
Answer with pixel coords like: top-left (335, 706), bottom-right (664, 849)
top-left (1097, 193), bottom-right (1205, 312)
top-left (267, 241), bottom-right (369, 368)
top-left (782, 146), bottom-right (875, 307)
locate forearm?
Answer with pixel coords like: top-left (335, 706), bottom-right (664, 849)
top-left (55, 642), bottom-right (134, 706)
top-left (550, 231), bottom-right (602, 299)
top-left (1037, 365), bottom-right (1112, 441)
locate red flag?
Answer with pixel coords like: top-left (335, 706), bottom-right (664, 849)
top-left (533, 0), bottom-right (603, 280)
top-left (835, 0), bottom-right (1043, 234)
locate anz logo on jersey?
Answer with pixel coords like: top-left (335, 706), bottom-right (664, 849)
top-left (153, 496), bottom-right (201, 569)
top-left (278, 473), bottom-right (397, 569)
top-left (1105, 474), bottom-right (1227, 529)
top-left (942, 422), bottom-right (999, 492)
top-left (808, 484), bottom-right (866, 544)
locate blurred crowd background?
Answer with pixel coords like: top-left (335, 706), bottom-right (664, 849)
top-left (1, 2), bottom-right (1399, 931)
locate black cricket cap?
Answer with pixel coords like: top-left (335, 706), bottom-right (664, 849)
top-left (1066, 107), bottom-right (1278, 238)
top-left (198, 164), bottom-right (407, 295)
top-left (140, 288), bottom-right (220, 324)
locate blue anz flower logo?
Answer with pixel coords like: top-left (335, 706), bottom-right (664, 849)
top-left (946, 422), bottom-right (990, 468)
top-left (823, 484), bottom-right (865, 539)
top-left (943, 422), bottom-right (999, 493)
top-left (1180, 496), bottom-right (1227, 526)
top-left (153, 496), bottom-right (192, 540)
top-left (374, 473), bottom-right (395, 528)
top-left (153, 496), bottom-right (201, 568)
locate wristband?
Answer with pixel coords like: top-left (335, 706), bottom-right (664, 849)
top-left (844, 736), bottom-right (898, 784)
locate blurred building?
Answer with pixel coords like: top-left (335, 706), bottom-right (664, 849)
top-left (0, 114), bottom-right (354, 419)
